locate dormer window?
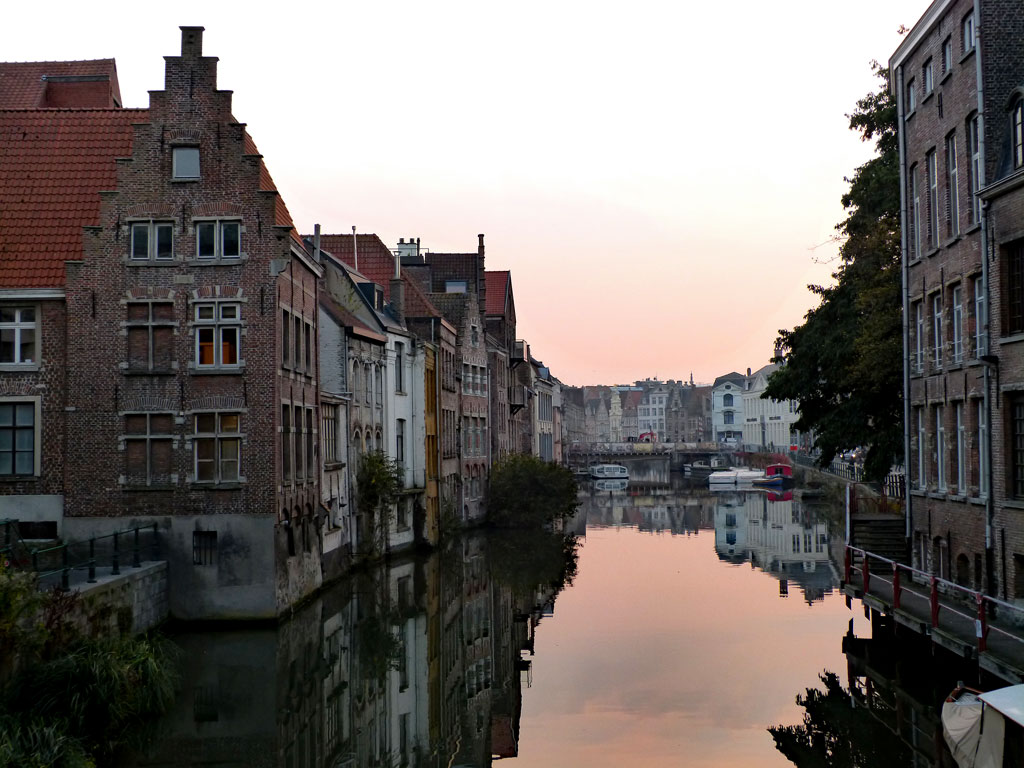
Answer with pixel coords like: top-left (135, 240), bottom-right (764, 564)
top-left (172, 147), bottom-right (200, 179)
top-left (445, 280), bottom-right (467, 293)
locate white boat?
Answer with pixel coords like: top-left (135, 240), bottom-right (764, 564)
top-left (942, 684), bottom-right (1024, 767)
top-left (590, 463), bottom-right (629, 479)
top-left (707, 468), bottom-right (765, 485)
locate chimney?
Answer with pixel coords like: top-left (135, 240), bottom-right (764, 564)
top-left (313, 223), bottom-right (321, 264)
top-left (180, 26), bottom-right (204, 58)
top-left (477, 233), bottom-right (486, 320)
top-left (478, 233), bottom-right (485, 257)
top-left (747, 368), bottom-right (751, 377)
top-left (391, 253), bottom-right (405, 325)
top-left (352, 225), bottom-right (358, 272)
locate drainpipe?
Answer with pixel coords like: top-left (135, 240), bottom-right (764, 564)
top-left (895, 62), bottom-right (913, 556)
top-left (974, 0), bottom-right (995, 599)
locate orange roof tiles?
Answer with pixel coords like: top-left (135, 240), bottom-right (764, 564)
top-left (0, 108), bottom-right (143, 288)
top-left (241, 129), bottom-right (302, 247)
top-left (485, 270), bottom-right (510, 315)
top-left (0, 60), bottom-right (121, 108)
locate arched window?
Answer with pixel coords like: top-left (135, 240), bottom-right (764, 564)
top-left (352, 430), bottom-right (362, 458)
top-left (1013, 98), bottom-right (1024, 170)
top-left (723, 393), bottom-right (733, 407)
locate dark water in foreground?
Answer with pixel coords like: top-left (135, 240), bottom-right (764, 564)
top-left (129, 481), bottom-right (979, 767)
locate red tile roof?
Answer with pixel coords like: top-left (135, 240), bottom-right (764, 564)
top-left (242, 130), bottom-right (302, 247)
top-left (485, 270), bottom-right (510, 315)
top-left (0, 60), bottom-right (121, 108)
top-left (0, 108), bottom-right (143, 288)
top-left (313, 233), bottom-right (441, 318)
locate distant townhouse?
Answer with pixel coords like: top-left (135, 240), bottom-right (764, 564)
top-left (892, 0), bottom-right (1024, 596)
top-left (711, 372), bottom-right (747, 445)
top-left (741, 363), bottom-right (800, 452)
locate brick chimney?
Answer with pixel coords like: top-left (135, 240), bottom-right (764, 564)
top-left (180, 26), bottom-right (204, 58)
top-left (477, 233), bottom-right (486, 321)
top-left (390, 253), bottom-right (405, 326)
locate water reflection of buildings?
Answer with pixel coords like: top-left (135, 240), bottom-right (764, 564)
top-left (579, 482), bottom-right (716, 535)
top-left (713, 491), bottom-right (837, 604)
top-left (134, 531), bottom-right (570, 768)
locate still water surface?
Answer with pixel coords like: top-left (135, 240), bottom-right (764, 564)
top-left (131, 481), bottom-right (970, 767)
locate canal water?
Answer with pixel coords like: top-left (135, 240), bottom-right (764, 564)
top-left (129, 479), bottom-right (979, 767)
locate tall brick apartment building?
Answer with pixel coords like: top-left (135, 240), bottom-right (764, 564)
top-left (893, 0), bottom-right (1024, 601)
top-left (0, 28), bottom-right (324, 619)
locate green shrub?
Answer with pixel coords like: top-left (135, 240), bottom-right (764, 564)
top-left (486, 454), bottom-right (578, 528)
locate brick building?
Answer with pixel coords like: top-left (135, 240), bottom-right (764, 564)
top-left (893, 0), bottom-right (1024, 598)
top-left (1, 28), bottom-right (325, 619)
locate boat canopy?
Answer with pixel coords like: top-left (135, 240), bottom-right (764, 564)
top-left (979, 684), bottom-right (1024, 727)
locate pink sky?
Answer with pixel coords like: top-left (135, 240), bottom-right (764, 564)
top-left (2, 0), bottom-right (930, 385)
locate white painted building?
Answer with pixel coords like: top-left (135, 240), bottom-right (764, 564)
top-left (741, 363), bottom-right (800, 451)
top-left (711, 372), bottom-right (747, 445)
top-left (638, 384), bottom-right (668, 440)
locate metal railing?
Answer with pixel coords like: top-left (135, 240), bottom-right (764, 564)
top-left (1, 519), bottom-right (159, 590)
top-left (845, 544), bottom-right (1024, 656)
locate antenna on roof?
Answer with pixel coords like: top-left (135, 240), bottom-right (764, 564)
top-left (352, 225), bottom-right (358, 272)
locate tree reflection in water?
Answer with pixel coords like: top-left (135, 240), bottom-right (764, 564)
top-left (128, 528), bottom-right (580, 768)
top-left (769, 671), bottom-right (912, 768)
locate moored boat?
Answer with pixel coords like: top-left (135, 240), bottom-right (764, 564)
top-left (942, 684), bottom-right (1024, 767)
top-left (707, 468), bottom-right (765, 485)
top-left (751, 463), bottom-right (794, 488)
top-left (593, 478), bottom-right (629, 492)
top-left (590, 463), bottom-right (629, 480)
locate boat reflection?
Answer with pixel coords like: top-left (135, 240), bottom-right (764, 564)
top-left (130, 528), bottom-right (579, 768)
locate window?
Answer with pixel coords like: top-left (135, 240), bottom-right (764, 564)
top-left (322, 404), bottom-right (338, 464)
top-left (916, 407), bottom-right (926, 490)
top-left (375, 365), bottom-right (383, 404)
top-left (975, 276), bottom-right (987, 356)
top-left (927, 149), bottom-right (939, 248)
top-left (192, 530), bottom-right (216, 565)
top-left (923, 59), bottom-right (933, 95)
top-left (963, 12), bottom-right (975, 54)
top-left (305, 408), bottom-right (314, 478)
top-left (282, 310), bottom-right (290, 367)
top-left (951, 285), bottom-right (963, 363)
top-left (907, 78), bottom-right (916, 114)
top-left (723, 393), bottom-right (733, 407)
top-left (395, 342), bottom-right (404, 392)
top-left (126, 302), bottom-right (174, 372)
top-left (471, 325), bottom-right (479, 346)
top-left (946, 132), bottom-right (959, 238)
top-left (172, 147), bottom-right (200, 179)
top-left (445, 280), bottom-right (467, 293)
top-left (968, 114), bottom-right (981, 224)
top-left (194, 302), bottom-right (240, 368)
top-left (979, 399), bottom-right (988, 496)
top-left (364, 364), bottom-right (371, 404)
top-left (1013, 100), bottom-right (1024, 170)
top-left (914, 301), bottom-right (924, 373)
top-left (0, 307), bottom-right (36, 366)
top-left (195, 220), bottom-right (241, 260)
top-left (932, 293), bottom-right (943, 367)
top-left (936, 406), bottom-right (946, 492)
top-left (909, 164), bottom-right (921, 260)
top-left (304, 322), bottom-right (312, 371)
top-left (193, 412), bottom-right (241, 484)
top-left (293, 315), bottom-right (302, 371)
top-left (1007, 241), bottom-right (1024, 336)
top-left (124, 412), bottom-right (174, 486)
top-left (1013, 397), bottom-right (1024, 499)
top-left (130, 221), bottom-right (174, 261)
top-left (955, 402), bottom-right (966, 494)
top-left (282, 405), bottom-right (291, 481)
top-left (396, 418), bottom-right (405, 467)
top-left (294, 404), bottom-right (304, 481)
top-left (724, 411), bottom-right (734, 425)
top-left (0, 400), bottom-right (37, 476)
top-left (942, 37), bottom-right (953, 74)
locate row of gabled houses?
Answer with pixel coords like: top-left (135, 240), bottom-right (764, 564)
top-left (0, 27), bottom-right (575, 620)
top-left (573, 362), bottom-right (803, 452)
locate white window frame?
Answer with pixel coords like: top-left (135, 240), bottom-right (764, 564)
top-left (936, 406), bottom-right (946, 492)
top-left (193, 301), bottom-right (242, 369)
top-left (917, 407), bottom-right (926, 490)
top-left (130, 220), bottom-right (175, 261)
top-left (0, 396), bottom-right (41, 477)
top-left (924, 59), bottom-right (934, 95)
top-left (192, 411), bottom-right (243, 484)
top-left (172, 146), bottom-right (200, 179)
top-left (0, 306), bottom-right (38, 368)
top-left (907, 78), bottom-right (916, 114)
top-left (927, 150), bottom-right (939, 248)
top-left (914, 301), bottom-right (924, 373)
top-left (932, 293), bottom-right (943, 368)
top-left (910, 165), bottom-right (921, 260)
top-left (955, 402), bottom-right (966, 494)
top-left (1014, 101), bottom-right (1024, 171)
top-left (195, 219), bottom-right (242, 260)
top-left (952, 285), bottom-right (963, 363)
top-left (963, 12), bottom-right (976, 54)
top-left (975, 277), bottom-right (987, 357)
top-left (943, 37), bottom-right (953, 74)
top-left (969, 115), bottom-right (981, 225)
top-left (978, 399), bottom-right (988, 496)
top-left (947, 133), bottom-right (960, 238)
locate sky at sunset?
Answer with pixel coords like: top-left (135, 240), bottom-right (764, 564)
top-left (3, 0), bottom-right (930, 386)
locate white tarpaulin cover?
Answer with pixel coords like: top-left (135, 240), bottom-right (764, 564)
top-left (942, 691), bottom-right (1006, 768)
